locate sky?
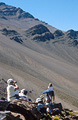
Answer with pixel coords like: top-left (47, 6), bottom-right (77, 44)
top-left (0, 0), bottom-right (78, 31)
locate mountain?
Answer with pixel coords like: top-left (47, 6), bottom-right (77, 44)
top-left (25, 24), bottom-right (54, 41)
top-left (0, 2), bottom-right (34, 19)
top-left (0, 2), bottom-right (57, 32)
top-left (0, 2), bottom-right (78, 110)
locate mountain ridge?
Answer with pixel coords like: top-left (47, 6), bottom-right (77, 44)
top-left (0, 2), bottom-right (34, 19)
top-left (0, 2), bottom-right (57, 32)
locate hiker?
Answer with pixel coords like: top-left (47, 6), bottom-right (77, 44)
top-left (48, 83), bottom-right (55, 103)
top-left (19, 89), bottom-right (31, 101)
top-left (36, 98), bottom-right (46, 114)
top-left (46, 103), bottom-right (63, 116)
top-left (7, 78), bottom-right (19, 101)
top-left (45, 93), bottom-right (51, 106)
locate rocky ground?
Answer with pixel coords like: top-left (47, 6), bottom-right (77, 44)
top-left (0, 78), bottom-right (78, 120)
top-left (0, 100), bottom-right (78, 120)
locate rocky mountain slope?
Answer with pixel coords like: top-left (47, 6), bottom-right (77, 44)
top-left (0, 2), bottom-right (78, 111)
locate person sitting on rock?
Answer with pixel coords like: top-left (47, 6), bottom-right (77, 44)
top-left (46, 103), bottom-right (64, 117)
top-left (36, 98), bottom-right (47, 114)
top-left (7, 78), bottom-right (19, 101)
top-left (19, 89), bottom-right (31, 101)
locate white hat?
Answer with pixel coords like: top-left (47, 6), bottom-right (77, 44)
top-left (40, 95), bottom-right (44, 99)
top-left (21, 89), bottom-right (26, 93)
top-left (36, 98), bottom-right (42, 103)
top-left (7, 78), bottom-right (13, 85)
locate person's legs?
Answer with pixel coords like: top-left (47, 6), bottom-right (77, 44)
top-left (53, 95), bottom-right (55, 103)
top-left (52, 91), bottom-right (55, 103)
top-left (49, 91), bottom-right (55, 103)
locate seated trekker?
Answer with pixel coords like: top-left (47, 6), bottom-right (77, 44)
top-left (7, 78), bottom-right (19, 101)
top-left (19, 89), bottom-right (31, 101)
top-left (46, 103), bottom-right (64, 117)
top-left (36, 98), bottom-right (47, 114)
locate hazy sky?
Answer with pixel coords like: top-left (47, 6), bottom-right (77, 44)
top-left (0, 0), bottom-right (78, 31)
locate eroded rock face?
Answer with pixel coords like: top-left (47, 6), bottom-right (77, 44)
top-left (1, 28), bottom-right (18, 36)
top-left (53, 30), bottom-right (64, 37)
top-left (66, 29), bottom-right (78, 39)
top-left (0, 3), bottom-right (34, 19)
top-left (25, 24), bottom-right (54, 41)
top-left (26, 24), bottom-right (50, 35)
top-left (0, 28), bottom-right (23, 44)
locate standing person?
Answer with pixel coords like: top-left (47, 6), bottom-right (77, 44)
top-left (7, 78), bottom-right (19, 101)
top-left (48, 83), bottom-right (55, 103)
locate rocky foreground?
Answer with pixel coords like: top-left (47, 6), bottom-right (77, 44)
top-left (0, 78), bottom-right (78, 120)
top-left (0, 99), bottom-right (78, 120)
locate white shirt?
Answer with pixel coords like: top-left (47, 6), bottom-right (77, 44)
top-left (19, 93), bottom-right (29, 101)
top-left (48, 86), bottom-right (53, 91)
top-left (7, 85), bottom-right (16, 101)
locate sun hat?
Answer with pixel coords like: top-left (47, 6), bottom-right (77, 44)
top-left (36, 98), bottom-right (42, 103)
top-left (7, 78), bottom-right (13, 85)
top-left (21, 89), bottom-right (27, 93)
top-left (40, 95), bottom-right (44, 99)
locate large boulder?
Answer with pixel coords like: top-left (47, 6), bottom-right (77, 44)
top-left (6, 100), bottom-right (42, 120)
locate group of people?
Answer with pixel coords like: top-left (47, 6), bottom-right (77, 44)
top-left (7, 78), bottom-right (62, 116)
top-left (7, 78), bottom-right (30, 102)
top-left (36, 83), bottom-right (64, 116)
top-left (36, 83), bottom-right (57, 115)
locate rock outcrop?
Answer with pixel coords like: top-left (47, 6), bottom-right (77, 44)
top-left (66, 29), bottom-right (78, 39)
top-left (0, 2), bottom-right (34, 19)
top-left (0, 28), bottom-right (23, 44)
top-left (53, 30), bottom-right (64, 37)
top-left (1, 28), bottom-right (19, 36)
top-left (25, 24), bottom-right (54, 42)
top-left (0, 100), bottom-right (78, 120)
top-left (0, 100), bottom-right (41, 120)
